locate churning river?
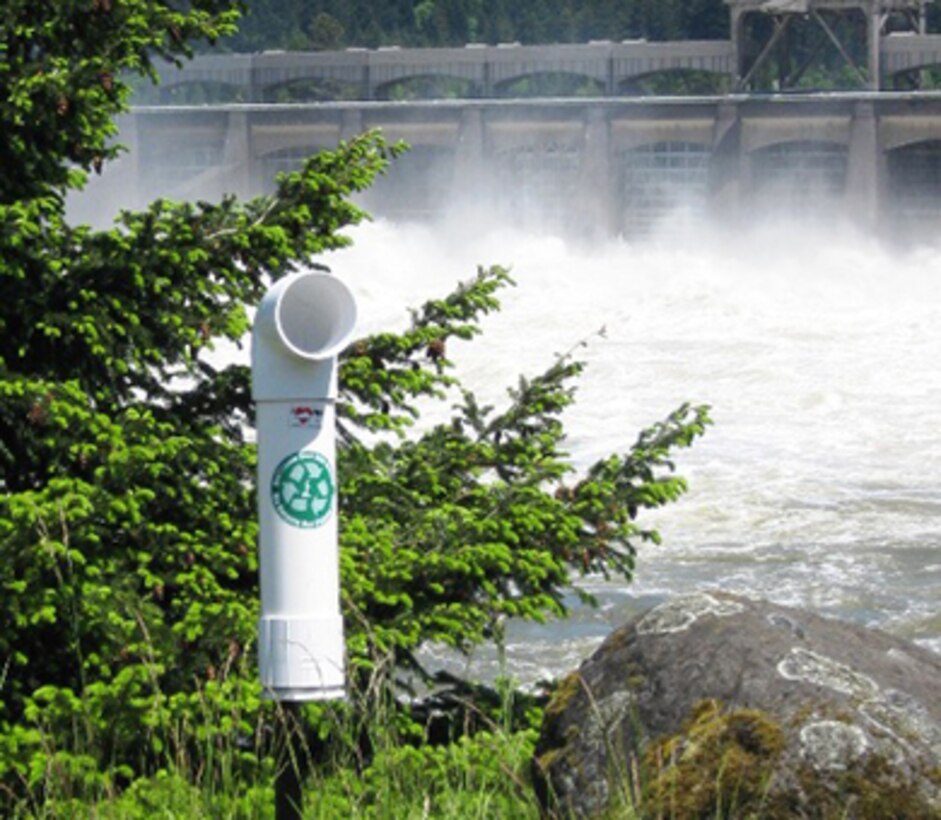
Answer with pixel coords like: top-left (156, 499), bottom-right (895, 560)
top-left (331, 214), bottom-right (941, 685)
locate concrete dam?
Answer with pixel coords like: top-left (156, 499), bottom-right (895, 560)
top-left (111, 91), bottom-right (941, 237)
top-left (97, 14), bottom-right (941, 237)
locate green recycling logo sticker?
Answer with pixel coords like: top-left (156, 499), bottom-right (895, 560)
top-left (271, 451), bottom-right (335, 529)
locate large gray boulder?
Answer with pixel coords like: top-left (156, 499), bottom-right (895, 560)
top-left (532, 592), bottom-right (941, 819)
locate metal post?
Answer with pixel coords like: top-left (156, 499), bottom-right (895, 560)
top-left (868, 7), bottom-right (883, 90)
top-left (275, 702), bottom-right (304, 820)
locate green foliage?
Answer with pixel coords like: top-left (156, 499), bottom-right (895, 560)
top-left (0, 0), bottom-right (711, 812)
top-left (739, 13), bottom-right (872, 92)
top-left (225, 0), bottom-right (729, 52)
top-left (0, 129), bottom-right (398, 795)
top-left (0, 0), bottom-right (240, 203)
top-left (0, 662), bottom-right (271, 817)
top-left (310, 727), bottom-right (541, 818)
top-left (625, 69), bottom-right (731, 97)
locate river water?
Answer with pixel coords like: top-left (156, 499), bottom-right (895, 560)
top-left (330, 212), bottom-right (941, 684)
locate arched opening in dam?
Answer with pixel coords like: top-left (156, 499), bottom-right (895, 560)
top-left (261, 77), bottom-right (362, 103)
top-left (365, 144), bottom-right (457, 221)
top-left (619, 68), bottom-right (731, 96)
top-left (494, 71), bottom-right (606, 98)
top-left (137, 79), bottom-right (244, 105)
top-left (374, 74), bottom-right (479, 101)
top-left (618, 141), bottom-right (712, 235)
top-left (887, 138), bottom-right (941, 231)
top-left (490, 143), bottom-right (582, 230)
top-left (750, 139), bottom-right (849, 215)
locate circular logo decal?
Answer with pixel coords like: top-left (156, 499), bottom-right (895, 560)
top-left (270, 451), bottom-right (335, 529)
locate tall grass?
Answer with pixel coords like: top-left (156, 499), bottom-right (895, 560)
top-left (6, 656), bottom-right (543, 818)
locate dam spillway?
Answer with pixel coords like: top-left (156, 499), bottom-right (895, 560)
top-left (107, 92), bottom-right (941, 238)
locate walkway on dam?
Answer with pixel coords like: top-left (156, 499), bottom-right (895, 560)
top-left (143, 33), bottom-right (941, 105)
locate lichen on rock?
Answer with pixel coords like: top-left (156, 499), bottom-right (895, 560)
top-left (777, 647), bottom-right (880, 699)
top-left (532, 593), bottom-right (941, 818)
top-left (799, 720), bottom-right (870, 771)
top-left (635, 591), bottom-right (745, 635)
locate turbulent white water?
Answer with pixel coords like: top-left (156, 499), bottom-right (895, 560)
top-left (330, 213), bottom-right (941, 683)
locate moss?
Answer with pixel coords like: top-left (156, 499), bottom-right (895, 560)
top-left (639, 699), bottom-right (785, 819)
top-left (770, 753), bottom-right (941, 819)
top-left (783, 706), bottom-right (940, 817)
top-left (534, 746), bottom-right (563, 774)
top-left (637, 700), bottom-right (941, 819)
top-left (532, 673), bottom-right (586, 806)
top-left (544, 672), bottom-right (583, 719)
top-left (602, 626), bottom-right (633, 651)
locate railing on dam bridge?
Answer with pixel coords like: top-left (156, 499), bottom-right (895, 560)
top-left (141, 34), bottom-right (941, 106)
top-left (141, 42), bottom-right (740, 104)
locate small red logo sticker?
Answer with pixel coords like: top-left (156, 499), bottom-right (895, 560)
top-left (289, 405), bottom-right (323, 427)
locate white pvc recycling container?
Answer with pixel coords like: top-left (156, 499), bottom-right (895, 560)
top-left (251, 271), bottom-right (357, 701)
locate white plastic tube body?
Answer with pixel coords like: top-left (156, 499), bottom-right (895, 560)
top-left (251, 272), bottom-right (357, 701)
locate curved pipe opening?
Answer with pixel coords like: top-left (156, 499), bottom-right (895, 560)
top-left (274, 273), bottom-right (357, 360)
